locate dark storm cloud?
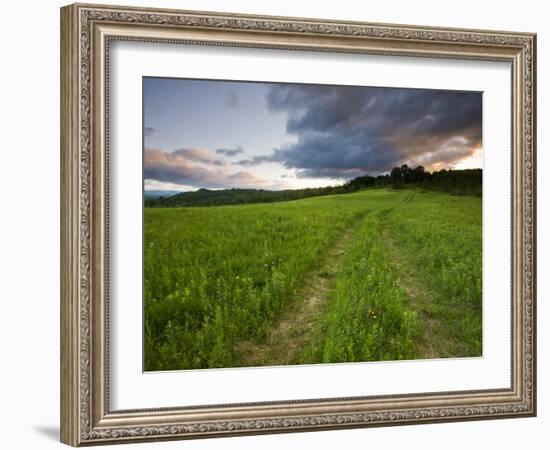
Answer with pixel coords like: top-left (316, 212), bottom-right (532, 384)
top-left (262, 84), bottom-right (482, 178)
top-left (216, 146), bottom-right (244, 157)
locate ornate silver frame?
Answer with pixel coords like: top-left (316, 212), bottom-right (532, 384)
top-left (60, 3), bottom-right (536, 446)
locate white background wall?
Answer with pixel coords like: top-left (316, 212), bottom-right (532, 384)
top-left (0, 0), bottom-right (546, 449)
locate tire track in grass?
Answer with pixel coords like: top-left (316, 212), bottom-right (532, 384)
top-left (379, 199), bottom-right (471, 359)
top-left (381, 227), bottom-right (442, 358)
top-left (233, 210), bottom-right (372, 367)
top-left (234, 190), bottom-right (469, 365)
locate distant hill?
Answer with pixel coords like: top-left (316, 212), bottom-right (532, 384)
top-left (144, 167), bottom-right (482, 208)
top-left (145, 186), bottom-right (344, 207)
top-left (144, 190), bottom-right (181, 199)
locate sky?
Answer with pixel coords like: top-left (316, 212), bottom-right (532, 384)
top-left (143, 77), bottom-right (482, 192)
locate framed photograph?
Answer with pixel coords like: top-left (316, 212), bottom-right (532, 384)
top-left (60, 3), bottom-right (537, 446)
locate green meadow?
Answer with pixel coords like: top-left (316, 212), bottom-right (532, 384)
top-left (144, 189), bottom-right (482, 371)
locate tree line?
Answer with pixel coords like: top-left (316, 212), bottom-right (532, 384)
top-left (145, 166), bottom-right (482, 208)
top-left (345, 165), bottom-right (482, 196)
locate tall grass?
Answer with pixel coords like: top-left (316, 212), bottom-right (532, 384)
top-left (385, 192), bottom-right (482, 355)
top-left (303, 212), bottom-right (417, 363)
top-left (144, 189), bottom-right (482, 370)
top-left (144, 193), bottom-right (387, 370)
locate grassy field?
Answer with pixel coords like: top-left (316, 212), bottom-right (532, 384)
top-left (144, 189), bottom-right (482, 371)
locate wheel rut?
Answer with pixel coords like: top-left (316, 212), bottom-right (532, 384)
top-left (379, 198), bottom-right (470, 359)
top-left (233, 211), bottom-right (370, 367)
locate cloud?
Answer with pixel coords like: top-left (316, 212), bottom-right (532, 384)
top-left (224, 91), bottom-right (239, 108)
top-left (144, 147), bottom-right (271, 189)
top-left (171, 147), bottom-right (224, 166)
top-left (242, 130), bottom-right (396, 178)
top-left (262, 84), bottom-right (482, 177)
top-left (144, 126), bottom-right (156, 137)
top-left (216, 146), bottom-right (244, 157)
top-left (144, 179), bottom-right (197, 192)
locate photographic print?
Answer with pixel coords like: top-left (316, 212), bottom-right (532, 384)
top-left (143, 78), bottom-right (483, 372)
top-left (61, 5), bottom-right (536, 444)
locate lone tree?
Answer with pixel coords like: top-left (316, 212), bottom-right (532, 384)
top-left (412, 165), bottom-right (426, 182)
top-left (390, 166), bottom-right (403, 187)
top-left (390, 164), bottom-right (428, 188)
top-left (400, 164), bottom-right (412, 183)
